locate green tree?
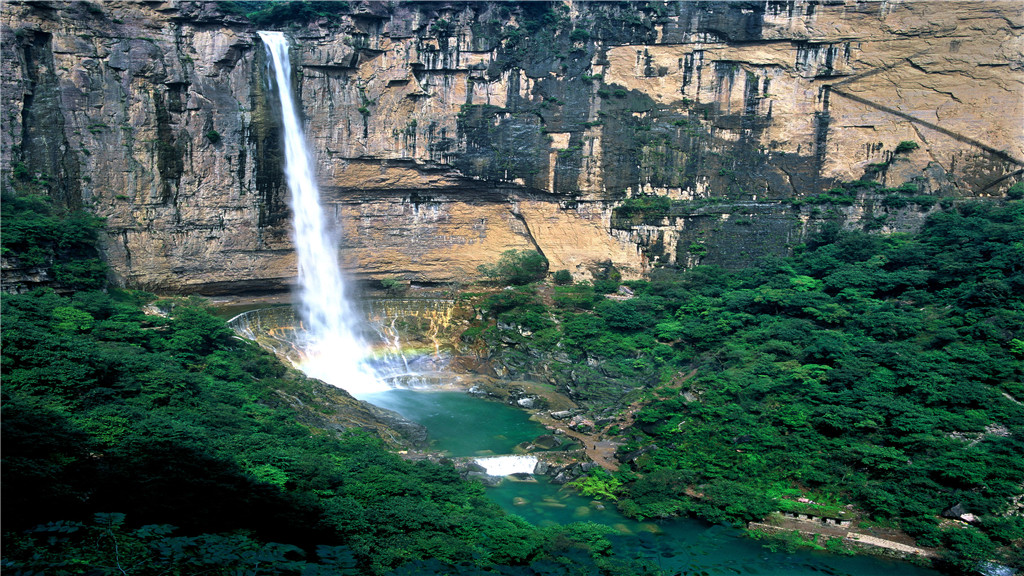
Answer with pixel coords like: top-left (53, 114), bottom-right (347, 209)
top-left (553, 269), bottom-right (573, 285)
top-left (477, 249), bottom-right (549, 285)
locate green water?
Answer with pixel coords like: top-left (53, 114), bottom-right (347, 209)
top-left (364, 388), bottom-right (946, 576)
top-left (489, 477), bottom-right (944, 576)
top-left (360, 389), bottom-right (551, 456)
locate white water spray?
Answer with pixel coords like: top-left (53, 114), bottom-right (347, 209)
top-left (474, 455), bottom-right (540, 477)
top-left (259, 31), bottom-right (386, 396)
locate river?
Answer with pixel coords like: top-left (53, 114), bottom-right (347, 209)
top-left (358, 387), bottom-right (946, 576)
top-left (222, 299), bottom-right (947, 575)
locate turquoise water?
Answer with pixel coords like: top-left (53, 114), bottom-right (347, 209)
top-left (364, 388), bottom-right (946, 576)
top-left (490, 477), bottom-right (943, 576)
top-left (360, 389), bottom-right (551, 456)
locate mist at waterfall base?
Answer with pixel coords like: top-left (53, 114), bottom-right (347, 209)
top-left (260, 31), bottom-right (386, 397)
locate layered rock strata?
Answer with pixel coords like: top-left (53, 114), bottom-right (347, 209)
top-left (2, 1), bottom-right (1021, 293)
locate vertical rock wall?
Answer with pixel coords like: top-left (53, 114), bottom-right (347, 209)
top-left (2, 1), bottom-right (1021, 293)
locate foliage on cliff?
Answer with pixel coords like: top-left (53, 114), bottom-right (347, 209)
top-left (1, 189), bottom-right (106, 290)
top-left (220, 1), bottom-right (351, 27)
top-left (469, 198), bottom-right (1024, 572)
top-left (478, 249), bottom-right (550, 286)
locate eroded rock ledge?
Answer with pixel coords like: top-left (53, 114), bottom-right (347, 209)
top-left (2, 1), bottom-right (1021, 293)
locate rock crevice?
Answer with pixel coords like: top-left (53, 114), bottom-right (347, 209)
top-left (2, 1), bottom-right (1020, 292)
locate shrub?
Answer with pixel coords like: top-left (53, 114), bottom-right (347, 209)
top-left (894, 140), bottom-right (919, 154)
top-left (477, 250), bottom-right (549, 285)
top-left (881, 194), bottom-right (909, 209)
top-left (1007, 182), bottom-right (1024, 200)
top-left (205, 130), bottom-right (221, 144)
top-left (380, 277), bottom-right (406, 295)
top-left (569, 28), bottom-right (590, 42)
top-left (568, 469), bottom-right (621, 500)
top-left (553, 269), bottom-right (573, 285)
top-left (688, 243), bottom-right (708, 257)
top-left (481, 287), bottom-right (538, 314)
top-left (12, 161), bottom-right (31, 181)
top-left (598, 298), bottom-right (659, 331)
top-left (590, 261), bottom-right (622, 294)
top-left (553, 283), bottom-right (597, 309)
top-left (613, 195), bottom-right (671, 226)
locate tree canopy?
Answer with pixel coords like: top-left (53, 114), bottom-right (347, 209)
top-left (467, 198), bottom-right (1024, 572)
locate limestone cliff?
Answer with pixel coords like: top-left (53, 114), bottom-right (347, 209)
top-left (2, 1), bottom-right (1021, 293)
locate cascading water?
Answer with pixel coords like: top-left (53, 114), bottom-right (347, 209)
top-left (474, 455), bottom-right (540, 477)
top-left (227, 298), bottom-right (459, 388)
top-left (259, 31), bottom-right (386, 396)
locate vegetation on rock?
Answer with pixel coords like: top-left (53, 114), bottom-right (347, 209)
top-left (1, 189), bottom-right (107, 290)
top-left (466, 198), bottom-right (1024, 573)
top-left (477, 249), bottom-right (550, 286)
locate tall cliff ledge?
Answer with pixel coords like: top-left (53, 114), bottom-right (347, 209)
top-left (3, 1), bottom-right (1022, 294)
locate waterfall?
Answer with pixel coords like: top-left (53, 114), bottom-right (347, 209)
top-left (259, 31), bottom-right (386, 396)
top-left (227, 299), bottom-right (460, 389)
top-left (475, 455), bottom-right (540, 477)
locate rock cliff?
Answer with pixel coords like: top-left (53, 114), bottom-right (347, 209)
top-left (2, 1), bottom-right (1021, 293)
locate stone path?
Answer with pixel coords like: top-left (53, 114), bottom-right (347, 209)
top-left (530, 410), bottom-right (622, 471)
top-left (846, 533), bottom-right (937, 557)
top-left (749, 518), bottom-right (937, 559)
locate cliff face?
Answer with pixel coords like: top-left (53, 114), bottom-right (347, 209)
top-left (2, 1), bottom-right (1022, 293)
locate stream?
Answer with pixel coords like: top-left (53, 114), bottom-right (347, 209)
top-left (359, 387), bottom-right (945, 576)
top-left (224, 300), bottom-right (946, 575)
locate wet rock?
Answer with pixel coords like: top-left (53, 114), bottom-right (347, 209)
top-left (617, 445), bottom-right (657, 464)
top-left (942, 502), bottom-right (967, 518)
top-left (259, 375), bottom-right (426, 450)
top-left (516, 396), bottom-right (536, 409)
top-left (466, 471), bottom-right (503, 487)
top-left (362, 401), bottom-right (430, 449)
top-left (462, 461), bottom-right (487, 474)
top-left (532, 434), bottom-right (562, 450)
top-left (941, 502), bottom-right (978, 523)
top-left (550, 463), bottom-right (588, 485)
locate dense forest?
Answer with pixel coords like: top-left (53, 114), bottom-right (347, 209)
top-left (468, 188), bottom-right (1024, 573)
top-left (0, 190), bottom-right (661, 575)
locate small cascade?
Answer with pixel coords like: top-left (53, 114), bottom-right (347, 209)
top-left (364, 299), bottom-right (457, 385)
top-left (475, 455), bottom-right (540, 477)
top-left (227, 307), bottom-right (305, 365)
top-left (227, 299), bottom-right (461, 388)
top-left (259, 31), bottom-right (385, 396)
top-left (364, 298), bottom-right (458, 387)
